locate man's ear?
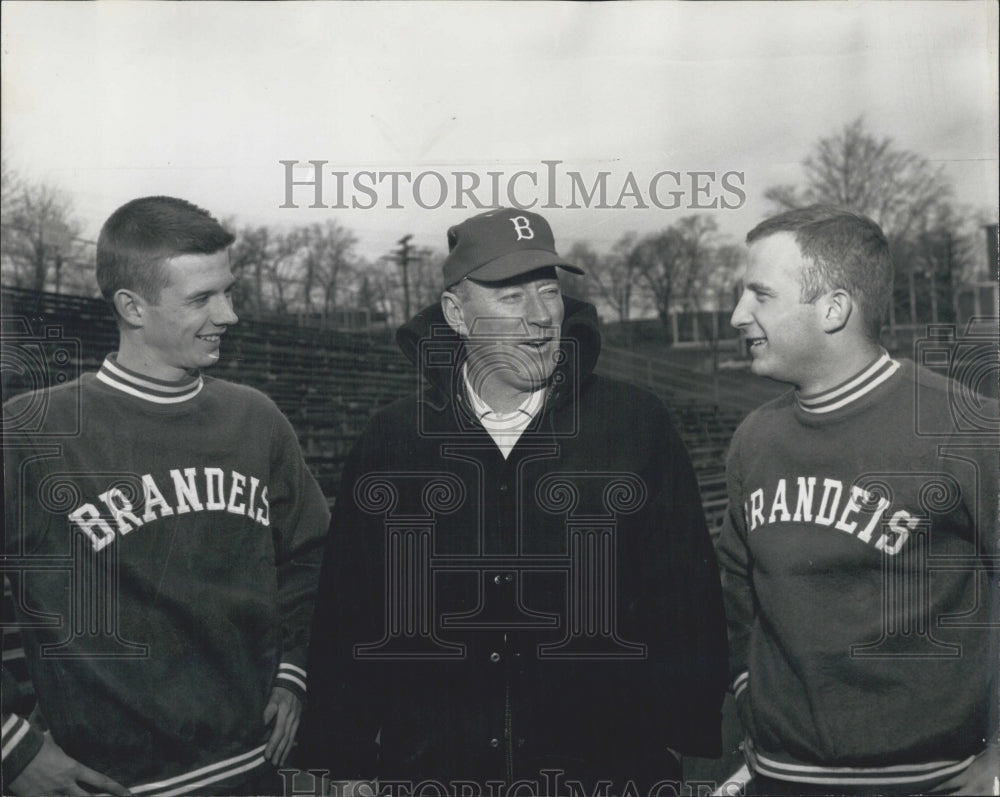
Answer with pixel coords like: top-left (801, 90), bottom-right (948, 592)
top-left (441, 291), bottom-right (468, 337)
top-left (113, 289), bottom-right (146, 328)
top-left (819, 288), bottom-right (852, 334)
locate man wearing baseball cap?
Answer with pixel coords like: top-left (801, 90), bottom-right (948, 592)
top-left (301, 208), bottom-right (727, 794)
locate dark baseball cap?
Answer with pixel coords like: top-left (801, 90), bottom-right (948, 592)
top-left (442, 208), bottom-right (584, 287)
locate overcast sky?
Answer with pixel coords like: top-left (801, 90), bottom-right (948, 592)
top-left (2, 1), bottom-right (997, 262)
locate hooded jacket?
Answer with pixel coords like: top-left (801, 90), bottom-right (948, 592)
top-left (301, 297), bottom-right (727, 790)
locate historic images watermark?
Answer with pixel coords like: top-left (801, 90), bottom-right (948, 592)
top-left (278, 160), bottom-right (747, 212)
top-left (279, 769), bottom-right (746, 797)
top-left (1, 320), bottom-right (81, 439)
top-left (913, 321), bottom-right (1000, 439)
top-left (2, 320), bottom-right (145, 660)
top-left (847, 319), bottom-right (1000, 659)
top-left (350, 468), bottom-right (650, 662)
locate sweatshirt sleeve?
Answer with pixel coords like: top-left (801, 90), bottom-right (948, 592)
top-left (266, 402), bottom-right (331, 700)
top-left (1, 712), bottom-right (45, 786)
top-left (715, 424), bottom-right (755, 710)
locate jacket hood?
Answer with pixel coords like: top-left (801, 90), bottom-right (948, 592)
top-left (395, 295), bottom-right (601, 409)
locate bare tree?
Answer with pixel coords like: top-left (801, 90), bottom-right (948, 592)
top-left (229, 224), bottom-right (300, 315)
top-left (1, 156), bottom-right (20, 213)
top-left (408, 247), bottom-right (446, 313)
top-left (262, 231), bottom-right (304, 315)
top-left (764, 118), bottom-right (988, 323)
top-left (354, 263), bottom-right (393, 330)
top-left (705, 243), bottom-right (744, 311)
top-left (573, 238), bottom-right (638, 346)
top-left (631, 215), bottom-right (719, 342)
top-left (765, 117), bottom-right (954, 248)
top-left (298, 221), bottom-right (358, 321)
top-left (2, 170), bottom-right (85, 293)
top-left (229, 224), bottom-right (273, 315)
top-left (365, 255), bottom-right (408, 327)
top-left (231, 220), bottom-right (358, 322)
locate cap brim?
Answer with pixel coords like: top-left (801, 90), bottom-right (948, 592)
top-left (466, 249), bottom-right (585, 283)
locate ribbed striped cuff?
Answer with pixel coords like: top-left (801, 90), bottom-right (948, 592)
top-left (1, 714), bottom-right (45, 785)
top-left (275, 661), bottom-right (307, 699)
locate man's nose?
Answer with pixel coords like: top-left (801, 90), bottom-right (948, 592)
top-left (524, 291), bottom-right (553, 327)
top-left (730, 291), bottom-right (751, 329)
top-left (212, 294), bottom-right (239, 326)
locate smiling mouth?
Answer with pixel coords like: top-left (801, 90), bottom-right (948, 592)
top-left (745, 336), bottom-right (766, 353)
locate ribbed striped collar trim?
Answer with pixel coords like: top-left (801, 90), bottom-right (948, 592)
top-left (796, 350), bottom-right (900, 415)
top-left (96, 355), bottom-right (204, 404)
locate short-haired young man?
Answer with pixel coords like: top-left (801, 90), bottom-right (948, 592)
top-left (718, 205), bottom-right (998, 795)
top-left (2, 196), bottom-right (330, 796)
top-left (301, 208), bottom-right (728, 794)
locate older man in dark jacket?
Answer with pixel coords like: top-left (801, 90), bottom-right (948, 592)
top-left (301, 208), bottom-right (727, 795)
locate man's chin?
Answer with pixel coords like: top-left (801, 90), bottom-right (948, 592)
top-left (467, 348), bottom-right (556, 390)
top-left (196, 352), bottom-right (221, 368)
top-left (749, 359), bottom-right (797, 386)
top-left (523, 358), bottom-right (557, 385)
top-left (507, 351), bottom-right (554, 380)
top-left (509, 367), bottom-right (554, 393)
top-left (748, 358), bottom-right (774, 379)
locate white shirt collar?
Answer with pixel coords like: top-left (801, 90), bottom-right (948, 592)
top-left (462, 365), bottom-right (545, 457)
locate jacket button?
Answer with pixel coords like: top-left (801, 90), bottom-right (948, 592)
top-left (493, 574), bottom-right (502, 585)
top-left (499, 483), bottom-right (509, 493)
top-left (490, 652), bottom-right (501, 663)
top-left (490, 737), bottom-right (500, 748)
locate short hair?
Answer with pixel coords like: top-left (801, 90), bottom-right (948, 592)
top-left (746, 205), bottom-right (893, 341)
top-left (444, 279), bottom-right (471, 301)
top-left (96, 196), bottom-right (234, 305)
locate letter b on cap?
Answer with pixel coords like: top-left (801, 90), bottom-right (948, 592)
top-left (510, 216), bottom-right (534, 241)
